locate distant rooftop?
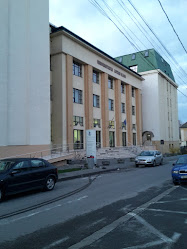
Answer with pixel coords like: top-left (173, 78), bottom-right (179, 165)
top-left (180, 122), bottom-right (187, 128)
top-left (115, 49), bottom-right (175, 82)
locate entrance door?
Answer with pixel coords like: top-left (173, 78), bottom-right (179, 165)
top-left (109, 131), bottom-right (115, 147)
top-left (73, 130), bottom-right (83, 149)
top-left (96, 131), bottom-right (101, 148)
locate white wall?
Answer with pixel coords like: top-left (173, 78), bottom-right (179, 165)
top-left (141, 71), bottom-right (160, 140)
top-left (0, 0), bottom-right (50, 146)
top-left (141, 70), bottom-right (179, 143)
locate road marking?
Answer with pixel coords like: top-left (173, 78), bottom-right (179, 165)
top-left (129, 213), bottom-right (174, 243)
top-left (121, 204), bottom-right (132, 212)
top-left (67, 186), bottom-right (177, 249)
top-left (84, 218), bottom-right (106, 229)
top-left (140, 208), bottom-right (187, 215)
top-left (122, 215), bottom-right (181, 249)
top-left (0, 204), bottom-right (63, 225)
top-left (0, 196), bottom-right (89, 225)
top-left (180, 198), bottom-right (187, 201)
top-left (67, 195), bottom-right (88, 204)
top-left (122, 240), bottom-right (165, 249)
top-left (42, 236), bottom-right (69, 249)
top-left (122, 232), bottom-right (181, 249)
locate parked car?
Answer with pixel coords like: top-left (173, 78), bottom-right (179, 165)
top-left (172, 155), bottom-right (187, 185)
top-left (135, 150), bottom-right (163, 167)
top-left (0, 158), bottom-right (58, 201)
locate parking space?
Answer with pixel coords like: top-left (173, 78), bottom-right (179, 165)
top-left (88, 185), bottom-right (187, 249)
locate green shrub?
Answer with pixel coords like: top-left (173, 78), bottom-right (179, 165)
top-left (169, 147), bottom-right (180, 154)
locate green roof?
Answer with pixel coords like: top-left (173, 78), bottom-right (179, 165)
top-left (115, 49), bottom-right (175, 82)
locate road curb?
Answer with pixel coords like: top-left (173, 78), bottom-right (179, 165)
top-left (58, 166), bottom-right (135, 182)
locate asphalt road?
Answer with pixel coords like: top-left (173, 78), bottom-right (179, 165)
top-left (0, 158), bottom-right (186, 249)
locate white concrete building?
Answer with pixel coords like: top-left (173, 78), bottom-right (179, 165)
top-left (50, 26), bottom-right (143, 150)
top-left (0, 0), bottom-right (50, 158)
top-left (116, 49), bottom-right (179, 153)
top-left (180, 122), bottom-right (187, 146)
top-left (141, 69), bottom-right (179, 152)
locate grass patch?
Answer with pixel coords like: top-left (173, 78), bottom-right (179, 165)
top-left (58, 168), bottom-right (82, 174)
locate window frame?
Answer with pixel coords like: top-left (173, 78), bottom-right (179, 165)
top-left (121, 103), bottom-right (125, 113)
top-left (73, 61), bottom-right (82, 77)
top-left (93, 70), bottom-right (99, 84)
top-left (121, 83), bottom-right (125, 94)
top-left (73, 116), bottom-right (84, 126)
top-left (131, 54), bottom-right (136, 60)
top-left (108, 77), bottom-right (113, 89)
top-left (132, 105), bottom-right (135, 115)
top-left (93, 119), bottom-right (101, 128)
top-left (132, 87), bottom-right (135, 97)
top-left (109, 99), bottom-right (114, 111)
top-left (93, 94), bottom-right (100, 108)
top-left (73, 88), bottom-right (83, 104)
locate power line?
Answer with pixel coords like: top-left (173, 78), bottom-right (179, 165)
top-left (116, 0), bottom-right (187, 87)
top-left (94, 0), bottom-right (187, 88)
top-left (157, 0), bottom-right (187, 54)
top-left (88, 0), bottom-right (187, 98)
top-left (127, 0), bottom-right (187, 80)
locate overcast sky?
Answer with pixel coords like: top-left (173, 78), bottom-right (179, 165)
top-left (49, 0), bottom-right (187, 124)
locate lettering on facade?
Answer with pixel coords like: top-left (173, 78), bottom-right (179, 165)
top-left (97, 60), bottom-right (126, 78)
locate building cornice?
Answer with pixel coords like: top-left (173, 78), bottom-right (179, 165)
top-left (140, 69), bottom-right (178, 88)
top-left (50, 26), bottom-right (143, 81)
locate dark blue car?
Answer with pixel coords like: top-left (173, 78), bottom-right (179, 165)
top-left (172, 155), bottom-right (187, 185)
top-left (0, 158), bottom-right (58, 201)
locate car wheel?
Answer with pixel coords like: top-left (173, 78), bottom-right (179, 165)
top-left (0, 189), bottom-right (5, 202)
top-left (45, 176), bottom-right (55, 191)
top-left (160, 159), bottom-right (163, 165)
top-left (152, 161), bottom-right (156, 167)
top-left (173, 180), bottom-right (179, 186)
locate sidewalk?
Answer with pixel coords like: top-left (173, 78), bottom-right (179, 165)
top-left (57, 156), bottom-right (179, 182)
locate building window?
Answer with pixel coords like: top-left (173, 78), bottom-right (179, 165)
top-left (93, 119), bottom-right (101, 128)
top-left (73, 116), bottom-right (83, 126)
top-left (121, 103), bottom-right (125, 113)
top-left (132, 106), bottom-right (135, 115)
top-left (121, 83), bottom-right (125, 94)
top-left (73, 88), bottom-right (82, 104)
top-left (73, 61), bottom-right (82, 77)
top-left (109, 131), bottom-right (115, 147)
top-left (73, 130), bottom-right (83, 149)
top-left (121, 121), bottom-right (126, 130)
top-left (129, 65), bottom-right (138, 72)
top-left (96, 131), bottom-right (101, 148)
top-left (144, 50), bottom-right (149, 57)
top-left (93, 94), bottom-right (100, 108)
top-left (93, 70), bottom-right (99, 83)
top-left (133, 133), bottom-right (136, 146)
top-left (109, 121), bottom-right (115, 129)
top-left (132, 87), bottom-right (135, 97)
top-left (108, 77), bottom-right (113, 89)
top-left (131, 54), bottom-right (136, 60)
top-left (132, 124), bottom-right (136, 130)
top-left (109, 99), bottom-right (114, 111)
top-left (122, 132), bottom-right (126, 146)
top-left (118, 57), bottom-right (122, 63)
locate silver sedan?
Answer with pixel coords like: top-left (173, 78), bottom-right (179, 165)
top-left (135, 150), bottom-right (163, 167)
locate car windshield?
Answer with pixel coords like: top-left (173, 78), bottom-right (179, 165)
top-left (176, 157), bottom-right (187, 165)
top-left (0, 160), bottom-right (15, 172)
top-left (139, 151), bottom-right (155, 156)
